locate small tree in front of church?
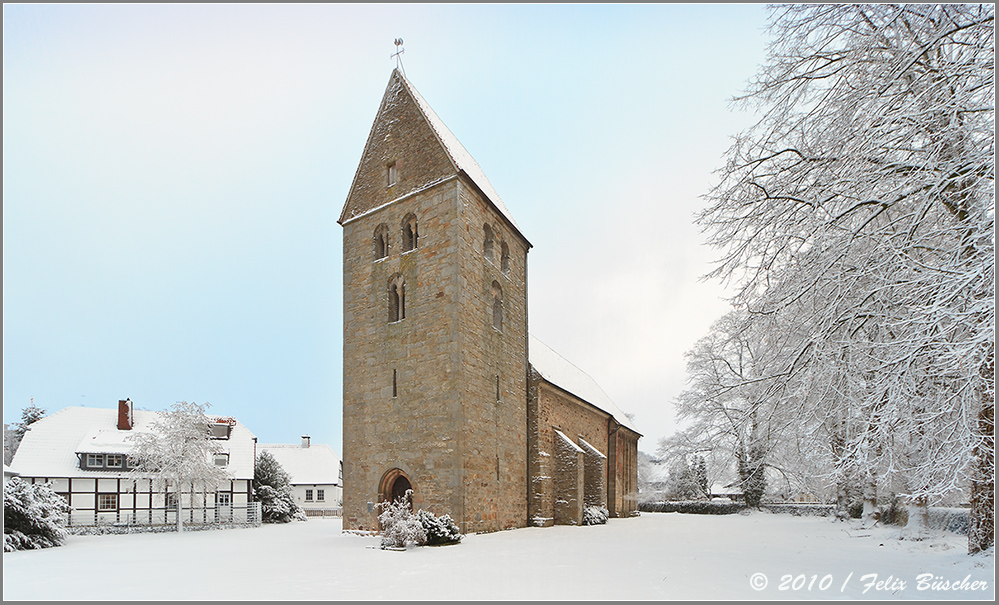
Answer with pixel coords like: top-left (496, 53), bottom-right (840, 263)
top-left (378, 491), bottom-right (425, 549)
top-left (377, 491), bottom-right (463, 549)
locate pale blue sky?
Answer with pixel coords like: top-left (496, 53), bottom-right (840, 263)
top-left (4, 3), bottom-right (769, 453)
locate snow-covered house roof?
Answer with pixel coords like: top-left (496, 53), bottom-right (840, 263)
top-left (257, 441), bottom-right (341, 486)
top-left (9, 406), bottom-right (257, 480)
top-left (529, 334), bottom-right (641, 435)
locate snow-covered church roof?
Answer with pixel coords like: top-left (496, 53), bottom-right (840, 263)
top-left (394, 69), bottom-right (524, 238)
top-left (257, 442), bottom-right (341, 486)
top-left (9, 406), bottom-right (257, 480)
top-left (529, 334), bottom-right (641, 435)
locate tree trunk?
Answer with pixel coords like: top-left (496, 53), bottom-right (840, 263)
top-left (903, 496), bottom-right (930, 541)
top-left (862, 478), bottom-right (878, 526)
top-left (176, 488), bottom-right (184, 533)
top-left (969, 351), bottom-right (994, 554)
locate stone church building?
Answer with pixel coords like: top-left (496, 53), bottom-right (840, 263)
top-left (338, 69), bottom-right (641, 533)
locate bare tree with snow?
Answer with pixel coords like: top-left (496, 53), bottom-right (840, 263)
top-left (697, 4), bottom-right (993, 553)
top-left (127, 401), bottom-right (228, 533)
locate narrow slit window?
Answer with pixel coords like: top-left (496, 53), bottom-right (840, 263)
top-left (402, 214), bottom-right (418, 252)
top-left (496, 374), bottom-right (501, 402)
top-left (374, 224), bottom-right (389, 260)
top-left (491, 281), bottom-right (503, 331)
top-left (483, 224), bottom-right (494, 260)
top-left (389, 277), bottom-right (405, 322)
top-left (392, 369), bottom-right (398, 398)
top-left (387, 161), bottom-right (397, 186)
top-left (501, 242), bottom-right (510, 274)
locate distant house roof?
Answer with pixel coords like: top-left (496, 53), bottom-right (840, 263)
top-left (9, 406), bottom-right (257, 480)
top-left (394, 70), bottom-right (526, 241)
top-left (257, 443), bottom-right (341, 486)
top-left (529, 334), bottom-right (641, 435)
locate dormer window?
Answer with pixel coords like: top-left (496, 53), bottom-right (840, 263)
top-left (387, 161), bottom-right (398, 187)
top-left (81, 452), bottom-right (130, 470)
top-left (209, 423), bottom-right (231, 440)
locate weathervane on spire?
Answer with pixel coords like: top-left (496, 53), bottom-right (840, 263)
top-left (392, 38), bottom-right (406, 75)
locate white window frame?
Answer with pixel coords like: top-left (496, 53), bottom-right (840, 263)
top-left (214, 453), bottom-right (229, 467)
top-left (97, 493), bottom-right (118, 511)
top-left (87, 453), bottom-right (104, 468)
top-left (317, 489), bottom-right (325, 501)
top-left (305, 489), bottom-right (314, 502)
top-left (105, 454), bottom-right (124, 469)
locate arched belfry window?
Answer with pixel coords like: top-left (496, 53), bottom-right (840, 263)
top-left (389, 275), bottom-right (406, 323)
top-left (483, 224), bottom-right (495, 261)
top-left (501, 241), bottom-right (510, 274)
top-left (402, 213), bottom-right (418, 252)
top-left (374, 224), bottom-right (389, 260)
top-left (491, 281), bottom-right (503, 331)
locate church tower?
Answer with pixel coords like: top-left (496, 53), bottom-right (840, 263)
top-left (338, 70), bottom-right (531, 533)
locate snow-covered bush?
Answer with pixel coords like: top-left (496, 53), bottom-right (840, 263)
top-left (416, 509), bottom-right (462, 545)
top-left (582, 506), bottom-right (609, 526)
top-left (253, 451), bottom-right (306, 523)
top-left (4, 478), bottom-right (71, 552)
top-left (377, 491), bottom-right (425, 549)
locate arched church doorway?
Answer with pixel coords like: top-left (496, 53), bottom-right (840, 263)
top-left (378, 468), bottom-right (414, 510)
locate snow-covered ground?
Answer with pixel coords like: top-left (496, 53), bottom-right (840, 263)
top-left (3, 511), bottom-right (993, 601)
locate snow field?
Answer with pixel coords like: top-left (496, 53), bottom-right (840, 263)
top-left (2, 511), bottom-right (993, 601)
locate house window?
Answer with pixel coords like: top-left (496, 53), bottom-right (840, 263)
top-left (501, 242), bottom-right (510, 274)
top-left (389, 276), bottom-right (406, 322)
top-left (214, 453), bottom-right (229, 467)
top-left (374, 223), bottom-right (389, 260)
top-left (483, 224), bottom-right (494, 260)
top-left (98, 494), bottom-right (118, 511)
top-left (492, 281), bottom-right (503, 331)
top-left (165, 493), bottom-right (178, 509)
top-left (86, 453), bottom-right (104, 468)
top-left (217, 492), bottom-right (231, 506)
top-left (387, 161), bottom-right (397, 186)
top-left (305, 489), bottom-right (314, 502)
top-left (317, 489), bottom-right (325, 502)
top-left (105, 454), bottom-right (124, 469)
top-left (402, 213), bottom-right (418, 252)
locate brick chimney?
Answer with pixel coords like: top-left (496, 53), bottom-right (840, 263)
top-left (118, 399), bottom-right (134, 430)
top-left (301, 435), bottom-right (310, 448)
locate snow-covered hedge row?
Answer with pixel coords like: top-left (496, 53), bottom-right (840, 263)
top-left (639, 500), bottom-right (743, 515)
top-left (760, 504), bottom-right (836, 517)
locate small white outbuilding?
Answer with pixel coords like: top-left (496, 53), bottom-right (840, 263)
top-left (258, 437), bottom-right (342, 517)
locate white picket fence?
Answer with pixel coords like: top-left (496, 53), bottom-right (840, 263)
top-left (66, 502), bottom-right (262, 529)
